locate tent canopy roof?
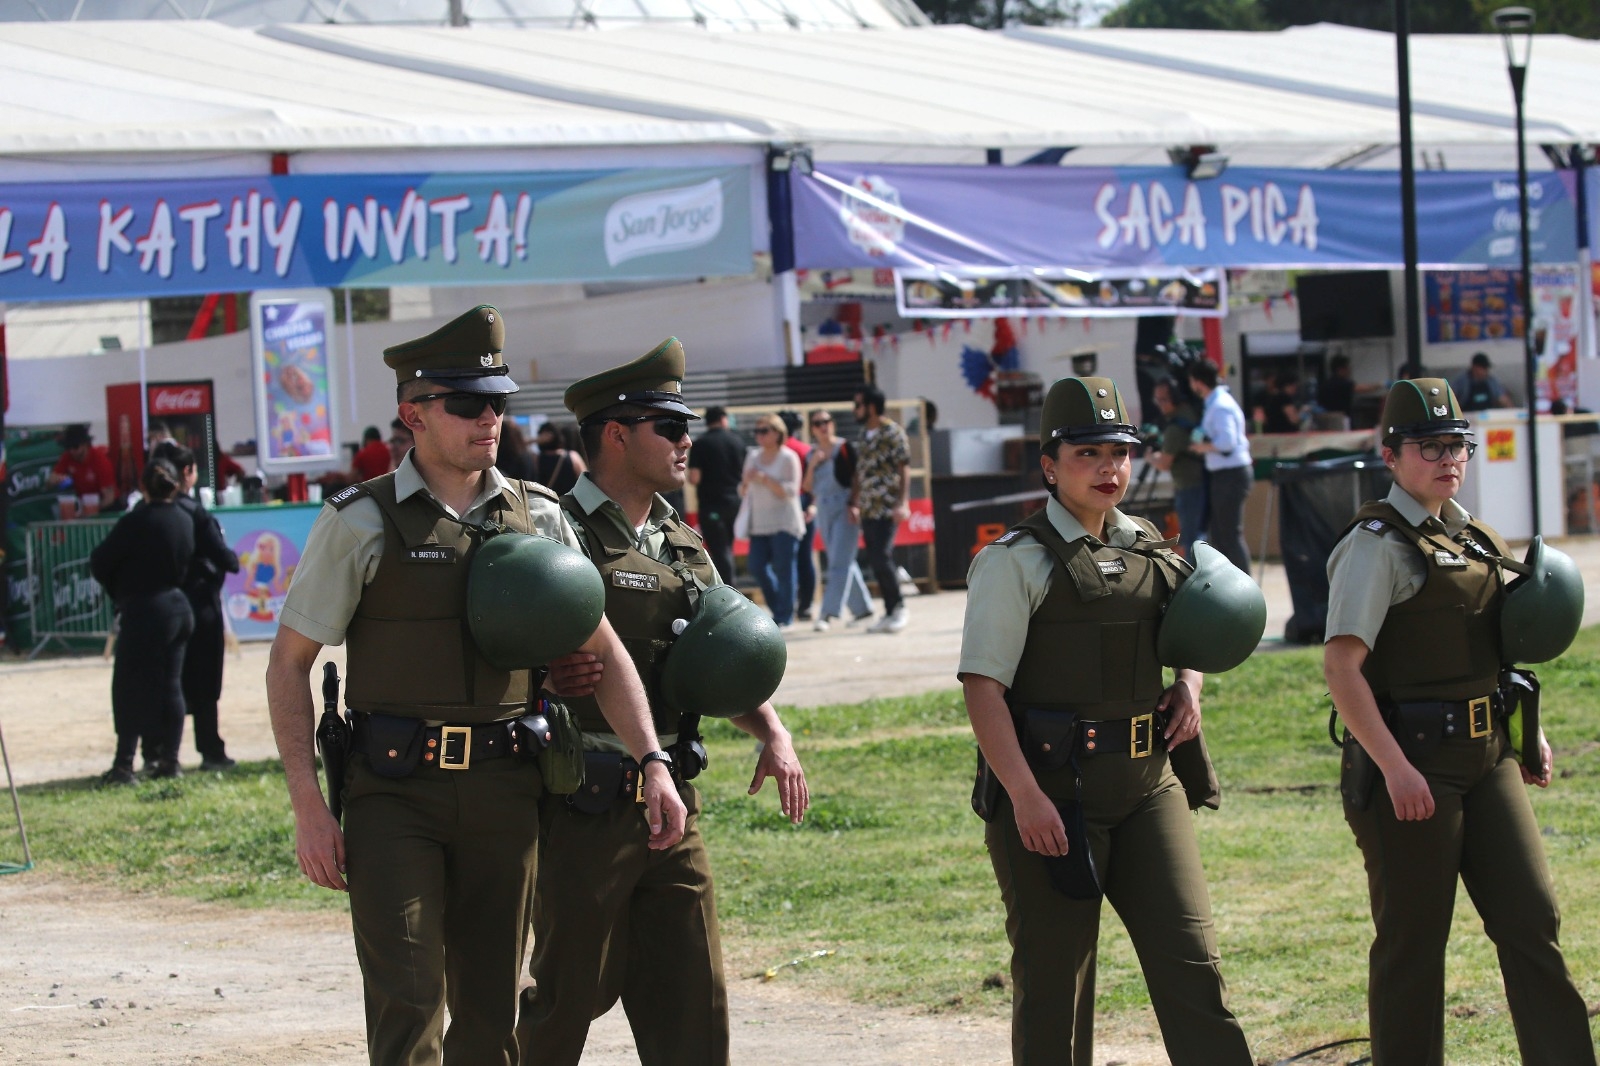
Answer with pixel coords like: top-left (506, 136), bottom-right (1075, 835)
top-left (0, 20), bottom-right (1596, 162)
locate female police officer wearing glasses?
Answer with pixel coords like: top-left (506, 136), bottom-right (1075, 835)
top-left (959, 377), bottom-right (1254, 1066)
top-left (1323, 379), bottom-right (1595, 1066)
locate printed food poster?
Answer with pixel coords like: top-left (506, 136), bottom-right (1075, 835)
top-left (219, 506), bottom-right (316, 640)
top-left (251, 292), bottom-right (337, 471)
top-left (1425, 270), bottom-right (1522, 344)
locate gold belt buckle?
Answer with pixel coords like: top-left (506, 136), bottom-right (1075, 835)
top-left (1467, 697), bottom-right (1492, 739)
top-left (1129, 714), bottom-right (1155, 759)
top-left (439, 726), bottom-right (472, 770)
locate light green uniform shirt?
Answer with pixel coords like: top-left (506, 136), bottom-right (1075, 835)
top-left (565, 473), bottom-right (725, 752)
top-left (958, 496), bottom-right (1147, 689)
top-left (1324, 484), bottom-right (1473, 651)
top-left (280, 452), bottom-right (579, 647)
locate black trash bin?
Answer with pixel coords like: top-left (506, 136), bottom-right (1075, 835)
top-left (1273, 454), bottom-right (1393, 645)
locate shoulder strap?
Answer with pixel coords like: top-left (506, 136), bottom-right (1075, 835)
top-left (559, 495), bottom-right (629, 559)
top-left (326, 481), bottom-right (372, 511)
top-left (1011, 508), bottom-right (1113, 603)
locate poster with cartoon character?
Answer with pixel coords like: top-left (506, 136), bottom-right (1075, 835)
top-left (249, 290), bottom-right (340, 472)
top-left (220, 506), bottom-right (318, 640)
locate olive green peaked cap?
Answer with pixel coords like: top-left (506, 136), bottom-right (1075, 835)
top-left (1041, 376), bottom-right (1139, 447)
top-left (1380, 377), bottom-right (1471, 442)
top-left (564, 337), bottom-right (699, 425)
top-left (383, 304), bottom-right (519, 395)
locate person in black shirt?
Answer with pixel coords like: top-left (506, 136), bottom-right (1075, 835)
top-left (688, 405), bottom-right (747, 583)
top-left (535, 421), bottom-right (586, 494)
top-left (152, 442), bottom-right (242, 771)
top-left (1320, 355), bottom-right (1356, 419)
top-left (90, 458), bottom-right (196, 784)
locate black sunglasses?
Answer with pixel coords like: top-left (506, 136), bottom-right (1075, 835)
top-left (410, 392), bottom-right (509, 418)
top-left (612, 415), bottom-right (690, 441)
top-left (810, 418), bottom-right (833, 427)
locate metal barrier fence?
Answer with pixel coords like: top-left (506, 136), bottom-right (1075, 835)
top-left (24, 519), bottom-right (117, 658)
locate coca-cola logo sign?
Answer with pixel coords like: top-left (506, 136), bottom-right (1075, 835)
top-left (150, 385), bottom-right (210, 415)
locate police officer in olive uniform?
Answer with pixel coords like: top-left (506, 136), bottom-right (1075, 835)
top-left (959, 377), bottom-right (1254, 1066)
top-left (1324, 379), bottom-right (1596, 1066)
top-left (266, 306), bottom-right (687, 1066)
top-left (517, 338), bottom-right (809, 1066)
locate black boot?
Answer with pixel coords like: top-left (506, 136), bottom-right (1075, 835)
top-left (149, 760), bottom-right (183, 780)
top-left (99, 764), bottom-right (137, 787)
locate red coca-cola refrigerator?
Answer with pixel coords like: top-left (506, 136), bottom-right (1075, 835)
top-left (106, 379), bottom-right (218, 491)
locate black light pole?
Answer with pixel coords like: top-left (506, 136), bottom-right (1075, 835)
top-left (1494, 6), bottom-right (1540, 536)
top-left (1394, 0), bottom-right (1423, 372)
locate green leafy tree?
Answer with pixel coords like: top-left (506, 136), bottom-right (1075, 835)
top-left (1099, 0), bottom-right (1267, 28)
top-left (919, 0), bottom-right (1108, 28)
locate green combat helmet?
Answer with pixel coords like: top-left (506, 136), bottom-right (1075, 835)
top-left (1157, 542), bottom-right (1267, 673)
top-left (659, 585), bottom-right (787, 718)
top-left (467, 533), bottom-right (607, 669)
top-left (1501, 535), bottom-right (1584, 664)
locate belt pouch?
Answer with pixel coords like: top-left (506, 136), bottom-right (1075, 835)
top-left (539, 699), bottom-right (586, 795)
top-left (1019, 709), bottom-right (1079, 773)
top-left (1391, 701), bottom-right (1445, 764)
top-left (567, 751), bottom-right (625, 814)
top-left (1042, 794), bottom-right (1102, 900)
top-left (1170, 728), bottom-right (1221, 811)
top-left (1340, 730), bottom-right (1379, 811)
top-left (363, 714), bottom-right (424, 779)
top-left (971, 750), bottom-right (1003, 823)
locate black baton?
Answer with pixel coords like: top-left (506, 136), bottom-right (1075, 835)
top-left (315, 662), bottom-right (351, 822)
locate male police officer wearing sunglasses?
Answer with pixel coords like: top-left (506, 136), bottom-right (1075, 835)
top-left (516, 338), bottom-right (809, 1066)
top-left (266, 306), bottom-right (686, 1066)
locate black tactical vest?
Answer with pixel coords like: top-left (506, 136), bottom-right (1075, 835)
top-left (338, 473), bottom-right (552, 722)
top-left (560, 497), bottom-right (718, 737)
top-left (1000, 508), bottom-right (1190, 719)
top-left (1342, 500), bottom-right (1510, 702)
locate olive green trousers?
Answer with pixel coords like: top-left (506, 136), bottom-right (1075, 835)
top-left (985, 749), bottom-right (1253, 1066)
top-left (1345, 732), bottom-right (1596, 1066)
top-left (343, 753), bottom-right (544, 1066)
top-left (517, 784), bottom-right (728, 1066)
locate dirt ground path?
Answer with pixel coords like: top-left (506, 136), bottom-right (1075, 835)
top-left (5, 543), bottom-right (1599, 1064)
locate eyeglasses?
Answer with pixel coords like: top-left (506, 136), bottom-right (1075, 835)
top-left (612, 415), bottom-right (690, 441)
top-left (754, 426), bottom-right (779, 436)
top-left (409, 392), bottom-right (508, 418)
top-left (1401, 439), bottom-right (1477, 462)
top-left (810, 418), bottom-right (832, 428)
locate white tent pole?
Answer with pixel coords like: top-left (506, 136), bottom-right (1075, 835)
top-left (345, 289), bottom-right (358, 427)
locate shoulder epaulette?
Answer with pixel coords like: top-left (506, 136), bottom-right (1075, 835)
top-left (522, 480), bottom-right (560, 502)
top-left (990, 528), bottom-right (1028, 548)
top-left (1356, 517), bottom-right (1391, 536)
top-left (325, 483), bottom-right (369, 510)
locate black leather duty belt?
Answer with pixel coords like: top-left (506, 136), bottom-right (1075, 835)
top-left (1077, 712), bottom-right (1167, 759)
top-left (1397, 696), bottom-right (1495, 741)
top-left (351, 714), bottom-right (518, 771)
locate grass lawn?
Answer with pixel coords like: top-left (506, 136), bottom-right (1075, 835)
top-left (12, 632), bottom-right (1600, 1062)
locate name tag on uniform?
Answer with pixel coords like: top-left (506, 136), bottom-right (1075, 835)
top-left (612, 570), bottom-right (661, 591)
top-left (1433, 551), bottom-right (1468, 567)
top-left (1096, 558), bottom-right (1128, 576)
top-left (407, 546), bottom-right (456, 563)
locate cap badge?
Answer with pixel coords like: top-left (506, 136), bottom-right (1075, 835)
top-left (486, 312), bottom-right (495, 323)
top-left (1100, 408), bottom-right (1116, 420)
top-left (1429, 388), bottom-right (1440, 396)
top-left (480, 354), bottom-right (493, 367)
top-left (1096, 388), bottom-right (1108, 397)
top-left (1432, 405), bottom-right (1448, 416)
top-left (618, 393), bottom-right (627, 401)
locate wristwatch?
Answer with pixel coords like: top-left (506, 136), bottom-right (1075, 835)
top-left (638, 749), bottom-right (675, 773)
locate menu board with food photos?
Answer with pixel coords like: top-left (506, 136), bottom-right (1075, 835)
top-left (1425, 270), bottom-right (1525, 344)
top-left (895, 269), bottom-right (1224, 319)
top-left (249, 290), bottom-right (339, 472)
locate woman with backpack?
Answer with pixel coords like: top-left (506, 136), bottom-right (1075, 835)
top-left (802, 409), bottom-right (872, 631)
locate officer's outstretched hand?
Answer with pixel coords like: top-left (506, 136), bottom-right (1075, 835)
top-left (1156, 672), bottom-right (1202, 750)
top-left (1014, 785), bottom-right (1068, 857)
top-left (642, 763), bottom-right (687, 850)
top-left (749, 733), bottom-right (810, 825)
top-left (1385, 761), bottom-right (1436, 821)
top-left (545, 652), bottom-right (603, 697)
top-left (295, 805), bottom-right (348, 892)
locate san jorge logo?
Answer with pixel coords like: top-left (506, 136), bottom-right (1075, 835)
top-left (840, 176), bottom-right (905, 257)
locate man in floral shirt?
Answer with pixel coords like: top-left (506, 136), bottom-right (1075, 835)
top-left (847, 385), bottom-right (911, 633)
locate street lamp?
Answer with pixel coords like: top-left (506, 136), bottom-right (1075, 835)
top-left (1493, 5), bottom-right (1540, 536)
